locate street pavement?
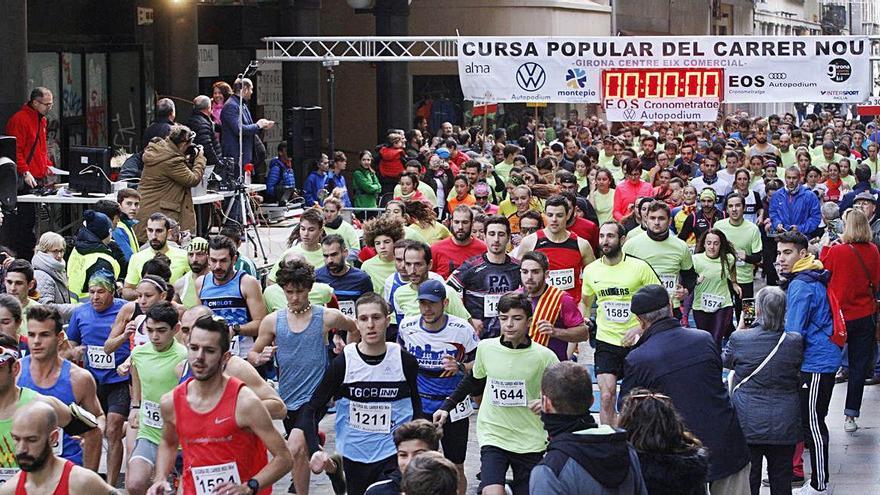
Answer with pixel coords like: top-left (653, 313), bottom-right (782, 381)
top-left (295, 358), bottom-right (880, 495)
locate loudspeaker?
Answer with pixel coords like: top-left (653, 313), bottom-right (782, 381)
top-left (285, 106), bottom-right (322, 182)
top-left (0, 136), bottom-right (17, 212)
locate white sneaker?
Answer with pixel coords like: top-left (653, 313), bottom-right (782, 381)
top-left (794, 484), bottom-right (827, 494)
top-left (844, 416), bottom-right (858, 432)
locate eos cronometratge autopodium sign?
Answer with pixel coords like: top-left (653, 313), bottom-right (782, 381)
top-left (601, 68), bottom-right (724, 122)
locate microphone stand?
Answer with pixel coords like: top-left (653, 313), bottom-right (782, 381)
top-left (227, 60), bottom-right (268, 264)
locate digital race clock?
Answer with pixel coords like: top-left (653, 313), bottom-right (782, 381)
top-left (602, 68), bottom-right (724, 100)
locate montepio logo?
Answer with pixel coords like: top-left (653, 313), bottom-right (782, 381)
top-left (566, 68), bottom-right (588, 89)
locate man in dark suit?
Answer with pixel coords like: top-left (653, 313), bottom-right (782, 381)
top-left (219, 77), bottom-right (274, 169)
top-left (620, 285), bottom-right (751, 495)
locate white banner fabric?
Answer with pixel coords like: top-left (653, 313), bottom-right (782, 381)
top-left (457, 36), bottom-right (871, 104)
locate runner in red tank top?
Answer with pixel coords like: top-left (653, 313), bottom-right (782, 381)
top-left (3, 402), bottom-right (116, 495)
top-left (146, 316), bottom-right (291, 495)
top-left (517, 196), bottom-right (595, 304)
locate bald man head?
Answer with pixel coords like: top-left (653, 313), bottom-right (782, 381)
top-left (12, 401), bottom-right (58, 472)
top-left (180, 305), bottom-right (213, 339)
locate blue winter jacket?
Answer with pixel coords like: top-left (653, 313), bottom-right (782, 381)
top-left (265, 158), bottom-right (296, 202)
top-left (783, 268), bottom-right (842, 374)
top-left (769, 185), bottom-right (821, 237)
top-left (303, 171), bottom-right (328, 207)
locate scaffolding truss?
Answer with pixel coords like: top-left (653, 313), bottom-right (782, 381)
top-left (261, 36), bottom-right (458, 62)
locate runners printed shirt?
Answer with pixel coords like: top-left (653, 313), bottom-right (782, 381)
top-left (448, 254), bottom-right (521, 338)
top-left (398, 314), bottom-right (478, 414)
top-left (582, 254), bottom-right (660, 346)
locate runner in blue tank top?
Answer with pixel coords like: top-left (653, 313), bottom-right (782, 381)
top-left (250, 259), bottom-right (357, 495)
top-left (18, 306), bottom-right (103, 468)
top-left (196, 236), bottom-right (266, 360)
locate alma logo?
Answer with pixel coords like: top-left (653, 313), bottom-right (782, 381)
top-left (566, 68), bottom-right (587, 89)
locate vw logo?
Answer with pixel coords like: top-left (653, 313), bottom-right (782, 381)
top-left (516, 63), bottom-right (546, 92)
top-left (768, 72), bottom-right (787, 80)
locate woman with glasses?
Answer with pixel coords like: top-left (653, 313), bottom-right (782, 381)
top-left (618, 388), bottom-right (709, 495)
top-left (32, 232), bottom-right (77, 319)
top-left (723, 287), bottom-right (803, 494)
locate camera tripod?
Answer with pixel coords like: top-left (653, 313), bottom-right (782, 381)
top-left (220, 179), bottom-right (269, 265)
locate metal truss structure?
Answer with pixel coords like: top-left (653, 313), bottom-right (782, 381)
top-left (261, 36), bottom-right (458, 62)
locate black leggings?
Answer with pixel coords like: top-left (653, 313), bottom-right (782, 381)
top-left (343, 454), bottom-right (397, 495)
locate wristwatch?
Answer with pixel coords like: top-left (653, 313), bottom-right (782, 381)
top-left (246, 478), bottom-right (260, 494)
top-left (232, 323), bottom-right (241, 336)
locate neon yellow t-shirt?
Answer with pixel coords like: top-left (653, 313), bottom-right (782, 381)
top-left (582, 254), bottom-right (660, 346)
top-left (361, 256), bottom-right (396, 295)
top-left (692, 253), bottom-right (735, 312)
top-left (391, 282), bottom-right (470, 324)
top-left (125, 246), bottom-right (190, 286)
top-left (472, 338), bottom-right (558, 453)
top-left (263, 282), bottom-right (334, 313)
top-left (715, 219), bottom-right (762, 285)
top-left (591, 189), bottom-right (615, 225)
top-left (410, 222), bottom-right (451, 246)
top-left (622, 232), bottom-right (692, 306)
top-left (268, 244), bottom-right (326, 282)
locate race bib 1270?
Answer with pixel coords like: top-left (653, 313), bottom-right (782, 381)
top-left (87, 346), bottom-right (115, 370)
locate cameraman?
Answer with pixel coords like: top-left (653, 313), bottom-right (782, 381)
top-left (135, 125), bottom-right (206, 242)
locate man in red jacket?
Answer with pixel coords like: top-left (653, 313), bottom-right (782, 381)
top-left (2, 87), bottom-right (54, 260)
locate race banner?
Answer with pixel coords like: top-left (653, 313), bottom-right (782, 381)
top-left (457, 36), bottom-right (871, 104)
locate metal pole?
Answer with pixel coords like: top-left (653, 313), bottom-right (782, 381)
top-left (323, 59), bottom-right (339, 160)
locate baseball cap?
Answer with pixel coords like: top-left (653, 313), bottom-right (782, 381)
top-left (417, 280), bottom-right (446, 303)
top-left (0, 347), bottom-right (20, 367)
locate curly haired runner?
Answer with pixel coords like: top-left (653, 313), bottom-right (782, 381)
top-left (361, 215), bottom-right (406, 296)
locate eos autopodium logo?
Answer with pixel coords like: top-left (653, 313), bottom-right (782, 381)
top-left (827, 58), bottom-right (852, 83)
top-left (516, 63), bottom-right (546, 92)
